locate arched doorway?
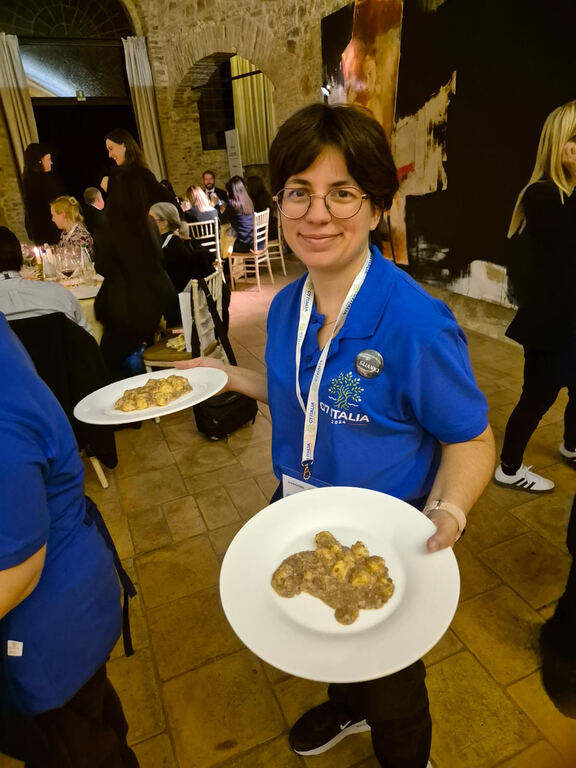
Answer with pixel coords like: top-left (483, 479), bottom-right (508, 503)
top-left (0, 0), bottom-right (138, 198)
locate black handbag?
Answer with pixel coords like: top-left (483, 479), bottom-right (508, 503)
top-left (190, 278), bottom-right (258, 439)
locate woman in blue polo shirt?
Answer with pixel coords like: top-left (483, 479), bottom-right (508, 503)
top-left (178, 103), bottom-right (494, 768)
top-left (0, 314), bottom-right (138, 767)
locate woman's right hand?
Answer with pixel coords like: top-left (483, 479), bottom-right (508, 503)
top-left (174, 356), bottom-right (232, 391)
top-left (174, 357), bottom-right (268, 404)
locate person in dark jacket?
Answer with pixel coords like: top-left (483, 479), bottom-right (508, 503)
top-left (94, 129), bottom-right (177, 379)
top-left (183, 185), bottom-right (219, 225)
top-left (246, 175), bottom-right (278, 239)
top-left (221, 176), bottom-right (255, 253)
top-left (22, 143), bottom-right (66, 245)
top-left (83, 187), bottom-right (106, 238)
top-left (494, 102), bottom-right (576, 493)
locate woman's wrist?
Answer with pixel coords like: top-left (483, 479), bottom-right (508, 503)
top-left (423, 499), bottom-right (467, 541)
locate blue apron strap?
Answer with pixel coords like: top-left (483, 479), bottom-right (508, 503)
top-left (84, 496), bottom-right (137, 657)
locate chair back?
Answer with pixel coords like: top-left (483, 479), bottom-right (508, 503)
top-left (253, 209), bottom-right (270, 252)
top-left (179, 268), bottom-right (226, 359)
top-left (187, 218), bottom-right (221, 266)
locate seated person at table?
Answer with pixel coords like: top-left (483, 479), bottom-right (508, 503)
top-left (0, 226), bottom-right (93, 335)
top-left (51, 195), bottom-right (95, 259)
top-left (202, 169), bottom-right (228, 209)
top-left (246, 175), bottom-right (278, 239)
top-left (221, 176), bottom-right (255, 253)
top-left (183, 185), bottom-right (219, 224)
top-left (149, 203), bottom-right (213, 295)
top-left (83, 186), bottom-right (105, 238)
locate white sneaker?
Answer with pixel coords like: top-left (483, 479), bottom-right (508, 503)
top-left (494, 463), bottom-right (554, 493)
top-left (559, 442), bottom-right (576, 466)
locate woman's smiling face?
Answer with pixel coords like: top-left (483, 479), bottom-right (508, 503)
top-left (279, 146), bottom-right (381, 278)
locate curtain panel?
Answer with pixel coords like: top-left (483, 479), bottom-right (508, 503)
top-left (0, 33), bottom-right (38, 172)
top-left (231, 56), bottom-right (275, 167)
top-left (122, 36), bottom-right (167, 181)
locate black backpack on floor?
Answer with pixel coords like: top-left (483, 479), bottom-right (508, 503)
top-left (190, 279), bottom-right (258, 440)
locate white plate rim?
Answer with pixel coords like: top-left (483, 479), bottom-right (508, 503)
top-left (73, 367), bottom-right (228, 424)
top-left (219, 486), bottom-right (460, 683)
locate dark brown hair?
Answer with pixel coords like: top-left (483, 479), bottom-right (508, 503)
top-left (225, 176), bottom-right (254, 215)
top-left (106, 128), bottom-right (147, 168)
top-left (269, 103), bottom-right (398, 212)
top-left (0, 226), bottom-right (23, 271)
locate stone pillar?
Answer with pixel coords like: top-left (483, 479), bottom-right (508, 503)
top-left (0, 107), bottom-right (26, 239)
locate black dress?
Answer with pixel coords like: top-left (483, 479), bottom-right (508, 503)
top-left (23, 171), bottom-right (66, 245)
top-left (93, 164), bottom-right (178, 378)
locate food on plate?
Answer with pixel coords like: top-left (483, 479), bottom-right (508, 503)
top-left (114, 375), bottom-right (192, 411)
top-left (271, 531), bottom-right (394, 624)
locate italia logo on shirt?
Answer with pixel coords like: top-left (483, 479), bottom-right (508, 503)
top-left (320, 372), bottom-right (370, 425)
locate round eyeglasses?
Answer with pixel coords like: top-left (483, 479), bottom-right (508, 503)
top-left (273, 187), bottom-right (369, 219)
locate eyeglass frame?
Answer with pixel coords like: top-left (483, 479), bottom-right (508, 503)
top-left (272, 186), bottom-right (371, 220)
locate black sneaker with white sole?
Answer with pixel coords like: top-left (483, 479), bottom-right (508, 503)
top-left (494, 463), bottom-right (554, 493)
top-left (289, 701), bottom-right (371, 755)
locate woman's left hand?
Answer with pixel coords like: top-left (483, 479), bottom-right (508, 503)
top-left (425, 508), bottom-right (461, 552)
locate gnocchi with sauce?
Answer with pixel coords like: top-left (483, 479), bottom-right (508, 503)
top-left (271, 531), bottom-right (394, 625)
top-left (114, 375), bottom-right (192, 411)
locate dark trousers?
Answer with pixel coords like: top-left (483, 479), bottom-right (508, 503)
top-left (329, 660), bottom-right (431, 768)
top-left (500, 346), bottom-right (576, 470)
top-left (548, 495), bottom-right (576, 639)
top-left (0, 664), bottom-right (139, 768)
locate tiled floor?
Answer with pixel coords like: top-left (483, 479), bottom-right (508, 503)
top-left (3, 256), bottom-right (575, 768)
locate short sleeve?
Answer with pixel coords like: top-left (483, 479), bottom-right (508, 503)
top-left (0, 423), bottom-right (50, 570)
top-left (408, 324), bottom-right (489, 444)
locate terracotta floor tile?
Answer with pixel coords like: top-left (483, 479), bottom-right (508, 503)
top-left (172, 441), bottom-right (238, 478)
top-left (117, 465), bottom-right (187, 512)
top-left (162, 495), bottom-right (206, 541)
top-left (97, 496), bottom-right (124, 522)
top-left (129, 506), bottom-right (172, 554)
top-left (479, 532), bottom-right (571, 610)
top-left (0, 755), bottom-right (23, 767)
top-left (132, 733), bottom-right (176, 768)
top-left (195, 485), bottom-right (240, 529)
top-left (227, 414), bottom-right (272, 450)
top-left (114, 419), bottom-right (164, 451)
top-left (226, 477), bottom-right (269, 520)
top-left (109, 591), bottom-right (149, 658)
top-left (255, 471), bottom-right (279, 500)
top-left (148, 587), bottom-right (243, 681)
top-left (451, 586), bottom-right (542, 685)
top-left (209, 521), bottom-right (244, 556)
top-left (423, 628), bottom-right (464, 667)
top-left (234, 443), bottom-right (274, 475)
top-left (508, 494), bottom-right (572, 548)
top-left (427, 652), bottom-right (539, 767)
top-left (464, 495), bottom-right (530, 554)
top-left (108, 649), bottom-right (165, 745)
top-left (184, 462), bottom-right (248, 494)
top-left (106, 514), bottom-right (134, 559)
top-left (496, 741), bottom-right (568, 768)
top-left (215, 736), bottom-right (302, 767)
top-left (507, 672), bottom-right (576, 763)
top-left (136, 536), bottom-right (220, 609)
top-left (162, 650), bottom-right (284, 767)
top-left (115, 439), bottom-right (175, 480)
top-left (160, 420), bottom-right (205, 453)
top-left (454, 542), bottom-right (501, 601)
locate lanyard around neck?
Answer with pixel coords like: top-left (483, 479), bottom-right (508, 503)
top-left (295, 251), bottom-right (372, 479)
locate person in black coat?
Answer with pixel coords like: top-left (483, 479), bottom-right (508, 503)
top-left (246, 175), bottom-right (278, 239)
top-left (82, 187), bottom-right (106, 239)
top-left (494, 102), bottom-right (576, 493)
top-left (22, 143), bottom-right (66, 245)
top-left (94, 129), bottom-right (178, 379)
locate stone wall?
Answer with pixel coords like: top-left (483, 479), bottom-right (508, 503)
top-left (2, 0), bottom-right (349, 230)
top-left (0, 107), bottom-right (26, 239)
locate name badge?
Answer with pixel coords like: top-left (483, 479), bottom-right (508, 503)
top-left (354, 349), bottom-right (383, 378)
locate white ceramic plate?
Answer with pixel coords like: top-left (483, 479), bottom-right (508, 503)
top-left (220, 486), bottom-right (460, 682)
top-left (73, 367), bottom-right (228, 425)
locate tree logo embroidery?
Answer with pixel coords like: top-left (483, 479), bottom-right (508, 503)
top-left (328, 372), bottom-right (364, 410)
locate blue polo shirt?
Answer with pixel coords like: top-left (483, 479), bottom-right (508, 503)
top-left (266, 248), bottom-right (488, 502)
top-left (0, 314), bottom-right (121, 715)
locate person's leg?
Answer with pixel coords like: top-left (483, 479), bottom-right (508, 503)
top-left (500, 349), bottom-right (562, 471)
top-left (561, 382), bottom-right (576, 456)
top-left (290, 662), bottom-right (431, 767)
top-left (33, 664), bottom-right (139, 768)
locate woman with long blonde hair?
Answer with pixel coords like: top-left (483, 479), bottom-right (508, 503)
top-left (495, 102), bottom-right (576, 492)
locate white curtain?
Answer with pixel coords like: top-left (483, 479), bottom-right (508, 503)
top-left (231, 56), bottom-right (275, 166)
top-left (0, 33), bottom-right (38, 172)
top-left (122, 36), bottom-right (167, 180)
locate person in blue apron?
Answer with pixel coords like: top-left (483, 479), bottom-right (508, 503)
top-left (0, 313), bottom-right (138, 767)
top-left (177, 103), bottom-right (494, 768)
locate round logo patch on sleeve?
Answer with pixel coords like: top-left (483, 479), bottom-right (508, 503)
top-left (354, 349), bottom-right (384, 378)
